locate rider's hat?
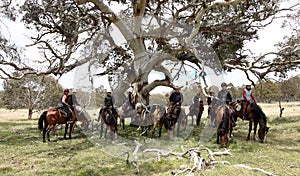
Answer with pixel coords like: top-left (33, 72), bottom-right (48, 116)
top-left (64, 88), bottom-right (70, 93)
top-left (221, 82), bottom-right (227, 87)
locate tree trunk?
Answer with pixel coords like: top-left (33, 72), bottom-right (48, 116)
top-left (28, 108), bottom-right (33, 120)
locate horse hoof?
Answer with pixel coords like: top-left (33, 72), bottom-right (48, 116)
top-left (43, 140), bottom-right (46, 143)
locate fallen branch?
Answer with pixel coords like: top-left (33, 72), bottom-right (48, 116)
top-left (232, 164), bottom-right (275, 176)
top-left (143, 147), bottom-right (232, 175)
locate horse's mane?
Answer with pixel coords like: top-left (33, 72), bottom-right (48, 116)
top-left (251, 103), bottom-right (267, 126)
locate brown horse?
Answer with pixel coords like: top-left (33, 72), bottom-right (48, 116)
top-left (135, 103), bottom-right (165, 137)
top-left (216, 105), bottom-right (233, 147)
top-left (187, 101), bottom-right (204, 126)
top-left (97, 107), bottom-right (119, 141)
top-left (246, 102), bottom-right (269, 143)
top-left (38, 94), bottom-right (76, 142)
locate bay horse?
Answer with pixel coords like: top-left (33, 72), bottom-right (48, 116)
top-left (97, 107), bottom-right (119, 141)
top-left (38, 94), bottom-right (77, 142)
top-left (216, 105), bottom-right (233, 147)
top-left (187, 101), bottom-right (204, 126)
top-left (246, 102), bottom-right (269, 143)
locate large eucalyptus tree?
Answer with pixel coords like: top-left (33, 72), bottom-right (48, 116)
top-left (1, 0), bottom-right (299, 105)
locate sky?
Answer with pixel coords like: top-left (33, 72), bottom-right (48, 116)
top-left (0, 1), bottom-right (296, 93)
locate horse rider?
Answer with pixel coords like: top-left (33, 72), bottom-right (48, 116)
top-left (167, 86), bottom-right (184, 119)
top-left (60, 88), bottom-right (73, 123)
top-left (102, 91), bottom-right (117, 116)
top-left (217, 82), bottom-right (236, 127)
top-left (242, 84), bottom-right (256, 120)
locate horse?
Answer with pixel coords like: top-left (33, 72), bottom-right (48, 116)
top-left (73, 105), bottom-right (91, 130)
top-left (135, 103), bottom-right (160, 137)
top-left (97, 106), bottom-right (119, 141)
top-left (164, 103), bottom-right (183, 139)
top-left (246, 102), bottom-right (269, 143)
top-left (38, 94), bottom-right (77, 142)
top-left (187, 101), bottom-right (204, 126)
top-left (215, 104), bottom-right (233, 147)
top-left (117, 102), bottom-right (138, 130)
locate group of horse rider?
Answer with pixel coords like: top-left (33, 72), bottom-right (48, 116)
top-left (59, 81), bottom-right (256, 126)
top-left (209, 82), bottom-right (256, 127)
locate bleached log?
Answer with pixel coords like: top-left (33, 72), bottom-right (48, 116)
top-left (232, 164), bottom-right (275, 176)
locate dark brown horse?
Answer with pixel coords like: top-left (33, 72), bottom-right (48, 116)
top-left (97, 107), bottom-right (119, 141)
top-left (246, 102), bottom-right (269, 143)
top-left (187, 101), bottom-right (204, 126)
top-left (38, 94), bottom-right (76, 142)
top-left (216, 105), bottom-right (233, 147)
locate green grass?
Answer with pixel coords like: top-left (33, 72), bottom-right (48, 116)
top-left (0, 111), bottom-right (299, 176)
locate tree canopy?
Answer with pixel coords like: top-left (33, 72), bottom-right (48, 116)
top-left (0, 0), bottom-right (299, 105)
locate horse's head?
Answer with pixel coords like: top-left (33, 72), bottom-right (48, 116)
top-left (220, 133), bottom-right (228, 147)
top-left (258, 122), bottom-right (269, 143)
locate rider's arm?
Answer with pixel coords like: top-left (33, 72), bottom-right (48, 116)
top-left (251, 92), bottom-right (256, 102)
top-left (242, 90), bottom-right (247, 101)
top-left (62, 95), bottom-right (68, 105)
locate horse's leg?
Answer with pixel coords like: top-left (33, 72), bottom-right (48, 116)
top-left (47, 125), bottom-right (54, 142)
top-left (191, 115), bottom-right (194, 126)
top-left (43, 126), bottom-right (47, 142)
top-left (121, 118), bottom-right (125, 130)
top-left (64, 124), bottom-right (69, 139)
top-left (216, 131), bottom-right (220, 144)
top-left (151, 120), bottom-right (157, 138)
top-left (177, 118), bottom-right (180, 137)
top-left (196, 112), bottom-right (202, 126)
top-left (253, 121), bottom-right (258, 141)
top-left (100, 119), bottom-right (104, 139)
top-left (42, 121), bottom-right (49, 142)
top-left (247, 121), bottom-right (252, 141)
top-left (69, 123), bottom-right (75, 139)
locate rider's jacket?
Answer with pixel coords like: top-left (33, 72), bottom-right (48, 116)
top-left (243, 88), bottom-right (256, 102)
top-left (217, 89), bottom-right (232, 104)
top-left (104, 95), bottom-right (114, 107)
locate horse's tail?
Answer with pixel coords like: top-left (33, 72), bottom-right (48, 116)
top-left (38, 111), bottom-right (47, 130)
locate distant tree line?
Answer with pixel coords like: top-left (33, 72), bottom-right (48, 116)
top-left (1, 75), bottom-right (299, 120)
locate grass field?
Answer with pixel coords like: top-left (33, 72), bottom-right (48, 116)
top-left (0, 102), bottom-right (299, 176)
